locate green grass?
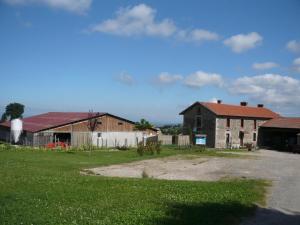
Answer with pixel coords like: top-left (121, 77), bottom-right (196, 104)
top-left (0, 147), bottom-right (267, 225)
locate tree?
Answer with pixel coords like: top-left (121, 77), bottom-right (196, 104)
top-left (159, 124), bottom-right (183, 135)
top-left (135, 119), bottom-right (153, 131)
top-left (1, 103), bottom-right (24, 122)
top-left (86, 110), bottom-right (100, 154)
top-left (87, 110), bottom-right (100, 132)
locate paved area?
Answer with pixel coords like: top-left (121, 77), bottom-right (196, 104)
top-left (87, 150), bottom-right (300, 224)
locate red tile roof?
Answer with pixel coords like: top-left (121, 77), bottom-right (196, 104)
top-left (260, 117), bottom-right (300, 129)
top-left (0, 112), bottom-right (106, 132)
top-left (180, 102), bottom-right (280, 119)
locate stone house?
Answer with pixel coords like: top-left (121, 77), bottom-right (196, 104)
top-left (180, 100), bottom-right (279, 148)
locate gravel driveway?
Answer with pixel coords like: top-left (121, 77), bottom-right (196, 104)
top-left (87, 150), bottom-right (300, 224)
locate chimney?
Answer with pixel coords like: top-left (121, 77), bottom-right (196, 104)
top-left (217, 100), bottom-right (222, 104)
top-left (240, 101), bottom-right (248, 106)
top-left (257, 104), bottom-right (264, 108)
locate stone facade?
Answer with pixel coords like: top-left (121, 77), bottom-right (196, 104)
top-left (182, 104), bottom-right (216, 147)
top-left (215, 117), bottom-right (267, 148)
top-left (182, 103), bottom-right (269, 148)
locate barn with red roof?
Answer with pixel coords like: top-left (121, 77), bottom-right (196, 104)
top-left (0, 112), bottom-right (157, 147)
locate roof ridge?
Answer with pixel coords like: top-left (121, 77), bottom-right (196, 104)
top-left (201, 101), bottom-right (272, 109)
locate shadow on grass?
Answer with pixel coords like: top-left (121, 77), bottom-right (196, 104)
top-left (152, 202), bottom-right (300, 225)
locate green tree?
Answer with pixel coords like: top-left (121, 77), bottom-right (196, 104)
top-left (135, 119), bottom-right (153, 131)
top-left (1, 103), bottom-right (25, 122)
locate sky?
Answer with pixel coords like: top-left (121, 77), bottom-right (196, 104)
top-left (0, 0), bottom-right (300, 125)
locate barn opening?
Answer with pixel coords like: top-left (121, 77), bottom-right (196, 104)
top-left (54, 133), bottom-right (71, 144)
top-left (258, 117), bottom-right (300, 152)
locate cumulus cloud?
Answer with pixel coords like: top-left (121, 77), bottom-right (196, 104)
top-left (252, 62), bottom-right (279, 70)
top-left (90, 4), bottom-right (219, 44)
top-left (229, 74), bottom-right (300, 106)
top-left (177, 29), bottom-right (219, 43)
top-left (209, 97), bottom-right (218, 103)
top-left (155, 72), bottom-right (183, 85)
top-left (91, 4), bottom-right (176, 37)
top-left (184, 71), bottom-right (223, 88)
top-left (223, 32), bottom-right (263, 53)
top-left (3, 0), bottom-right (92, 14)
top-left (117, 72), bottom-right (134, 85)
top-left (293, 57), bottom-right (300, 73)
top-left (286, 40), bottom-right (300, 53)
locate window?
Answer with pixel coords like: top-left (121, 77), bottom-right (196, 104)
top-left (253, 133), bottom-right (257, 141)
top-left (195, 115), bottom-right (202, 129)
top-left (197, 108), bottom-right (201, 115)
top-left (241, 119), bottom-right (244, 128)
top-left (254, 120), bottom-right (257, 130)
top-left (226, 118), bottom-right (230, 128)
top-left (97, 121), bottom-right (102, 125)
top-left (118, 122), bottom-right (123, 125)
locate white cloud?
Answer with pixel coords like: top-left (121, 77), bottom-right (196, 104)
top-left (177, 29), bottom-right (219, 43)
top-left (209, 97), bottom-right (218, 103)
top-left (155, 72), bottom-right (183, 85)
top-left (117, 72), bottom-right (134, 85)
top-left (90, 4), bottom-right (219, 44)
top-left (252, 62), bottom-right (279, 70)
top-left (286, 40), bottom-right (300, 53)
top-left (229, 74), bottom-right (300, 105)
top-left (184, 71), bottom-right (223, 88)
top-left (223, 32), bottom-right (263, 53)
top-left (91, 4), bottom-right (176, 37)
top-left (293, 57), bottom-right (300, 73)
top-left (3, 0), bottom-right (92, 14)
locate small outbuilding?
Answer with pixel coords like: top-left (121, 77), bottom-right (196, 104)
top-left (258, 117), bottom-right (300, 151)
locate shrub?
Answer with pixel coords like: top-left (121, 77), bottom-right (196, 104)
top-left (137, 142), bottom-right (144, 156)
top-left (141, 169), bottom-right (149, 178)
top-left (116, 146), bottom-right (130, 151)
top-left (136, 140), bottom-right (162, 156)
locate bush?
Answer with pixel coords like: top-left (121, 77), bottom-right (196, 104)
top-left (116, 146), bottom-right (130, 151)
top-left (141, 169), bottom-right (149, 178)
top-left (136, 140), bottom-right (161, 156)
top-left (137, 142), bottom-right (144, 156)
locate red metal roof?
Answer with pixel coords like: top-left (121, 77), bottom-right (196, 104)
top-left (260, 117), bottom-right (300, 129)
top-left (0, 112), bottom-right (106, 132)
top-left (180, 102), bottom-right (280, 119)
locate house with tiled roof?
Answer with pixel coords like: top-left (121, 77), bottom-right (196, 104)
top-left (180, 100), bottom-right (280, 148)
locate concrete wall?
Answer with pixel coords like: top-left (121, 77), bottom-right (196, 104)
top-left (215, 117), bottom-right (267, 148)
top-left (92, 131), bottom-right (146, 147)
top-left (182, 104), bottom-right (216, 147)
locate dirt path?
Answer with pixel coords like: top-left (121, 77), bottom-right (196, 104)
top-left (86, 150), bottom-right (300, 224)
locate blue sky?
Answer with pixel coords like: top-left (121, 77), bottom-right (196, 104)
top-left (0, 0), bottom-right (300, 124)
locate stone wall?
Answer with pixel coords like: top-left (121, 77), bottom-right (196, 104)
top-left (215, 117), bottom-right (267, 148)
top-left (182, 104), bottom-right (216, 148)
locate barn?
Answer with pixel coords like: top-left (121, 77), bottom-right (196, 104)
top-left (258, 117), bottom-right (300, 151)
top-left (0, 112), bottom-right (157, 147)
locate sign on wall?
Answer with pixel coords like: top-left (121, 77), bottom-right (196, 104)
top-left (195, 134), bottom-right (206, 145)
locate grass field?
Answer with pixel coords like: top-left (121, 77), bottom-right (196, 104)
top-left (0, 147), bottom-right (267, 225)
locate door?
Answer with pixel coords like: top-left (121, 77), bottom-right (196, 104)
top-left (239, 131), bottom-right (244, 147)
top-left (226, 133), bottom-right (230, 148)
